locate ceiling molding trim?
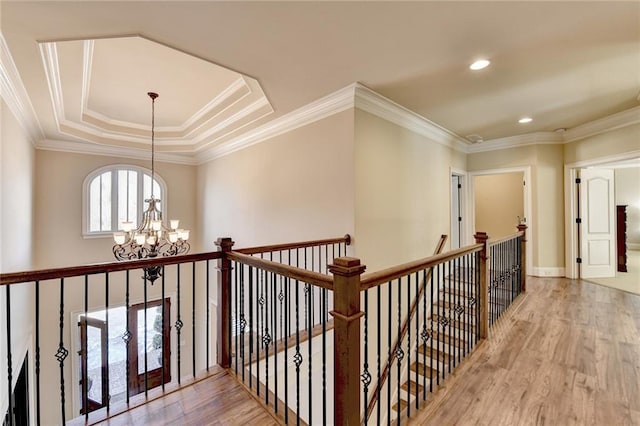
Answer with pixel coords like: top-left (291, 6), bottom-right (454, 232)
top-left (0, 33), bottom-right (45, 143)
top-left (36, 138), bottom-right (197, 165)
top-left (38, 42), bottom-right (66, 129)
top-left (197, 84), bottom-right (356, 163)
top-left (192, 97), bottom-right (273, 148)
top-left (353, 83), bottom-right (470, 153)
top-left (81, 40), bottom-right (95, 121)
top-left (562, 106), bottom-right (640, 143)
top-left (467, 132), bottom-right (563, 153)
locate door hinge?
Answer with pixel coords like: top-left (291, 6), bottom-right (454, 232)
top-left (576, 257), bottom-right (582, 264)
top-left (458, 217), bottom-right (462, 222)
top-left (576, 218), bottom-right (582, 224)
top-left (458, 183), bottom-right (462, 189)
top-left (575, 178), bottom-right (581, 184)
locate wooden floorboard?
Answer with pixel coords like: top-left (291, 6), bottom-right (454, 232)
top-left (95, 369), bottom-right (280, 426)
top-left (408, 276), bottom-right (640, 425)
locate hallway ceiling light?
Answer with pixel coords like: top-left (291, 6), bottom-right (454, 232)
top-left (518, 117), bottom-right (533, 124)
top-left (469, 59), bottom-right (491, 70)
top-left (112, 92), bottom-right (190, 282)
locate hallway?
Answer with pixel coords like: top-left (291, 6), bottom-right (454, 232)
top-left (411, 276), bottom-right (640, 425)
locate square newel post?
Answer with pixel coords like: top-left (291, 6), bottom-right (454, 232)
top-left (474, 232), bottom-right (490, 340)
top-left (328, 257), bottom-right (366, 426)
top-left (517, 224), bottom-right (528, 292)
top-left (216, 237), bottom-right (235, 368)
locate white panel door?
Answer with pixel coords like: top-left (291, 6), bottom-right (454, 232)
top-left (451, 175), bottom-right (462, 249)
top-left (580, 168), bottom-right (615, 278)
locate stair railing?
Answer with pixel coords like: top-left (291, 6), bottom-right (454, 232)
top-left (363, 235), bottom-right (448, 421)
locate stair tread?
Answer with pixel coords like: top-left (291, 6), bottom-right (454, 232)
top-left (416, 344), bottom-right (453, 363)
top-left (409, 360), bottom-right (440, 378)
top-left (392, 398), bottom-right (409, 412)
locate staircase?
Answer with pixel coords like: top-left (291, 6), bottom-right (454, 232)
top-left (390, 268), bottom-right (478, 422)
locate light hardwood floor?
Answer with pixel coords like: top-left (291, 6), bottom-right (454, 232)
top-left (410, 276), bottom-right (640, 425)
top-left (94, 276), bottom-right (639, 425)
top-left (95, 370), bottom-right (280, 426)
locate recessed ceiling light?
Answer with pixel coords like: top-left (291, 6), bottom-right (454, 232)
top-left (470, 59), bottom-right (490, 71)
top-left (518, 117), bottom-right (533, 124)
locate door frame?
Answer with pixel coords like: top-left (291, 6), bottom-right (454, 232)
top-left (450, 168), bottom-right (469, 248)
top-left (469, 166), bottom-right (533, 274)
top-left (564, 150), bottom-right (640, 279)
top-left (70, 292), bottom-right (178, 416)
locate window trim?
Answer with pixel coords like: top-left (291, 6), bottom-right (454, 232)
top-left (82, 164), bottom-right (168, 238)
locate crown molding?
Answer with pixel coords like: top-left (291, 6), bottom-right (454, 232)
top-left (353, 83), bottom-right (470, 153)
top-left (36, 138), bottom-right (198, 165)
top-left (562, 106), bottom-right (640, 143)
top-left (197, 82), bottom-right (475, 163)
top-left (197, 83), bottom-right (356, 163)
top-left (0, 33), bottom-right (45, 143)
top-left (467, 131), bottom-right (563, 153)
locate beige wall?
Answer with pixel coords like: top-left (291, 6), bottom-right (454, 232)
top-left (468, 143), bottom-right (565, 271)
top-left (197, 109), bottom-right (355, 253)
top-left (564, 123), bottom-right (640, 165)
top-left (1, 100), bottom-right (35, 416)
top-left (354, 109), bottom-right (466, 271)
top-left (34, 150), bottom-right (198, 268)
top-left (615, 167), bottom-right (640, 246)
top-left (474, 172), bottom-right (524, 239)
top-left (32, 150), bottom-right (198, 423)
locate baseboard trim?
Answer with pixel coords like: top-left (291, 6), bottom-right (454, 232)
top-left (531, 267), bottom-right (566, 277)
top-left (627, 243), bottom-right (640, 250)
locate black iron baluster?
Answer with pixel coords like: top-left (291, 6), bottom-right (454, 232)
top-left (249, 266), bottom-right (254, 389)
top-left (83, 276), bottom-right (89, 420)
top-left (105, 273), bottom-right (110, 411)
top-left (206, 260), bottom-right (210, 372)
top-left (376, 285), bottom-right (382, 425)
top-left (414, 271), bottom-right (419, 410)
top-left (429, 265), bottom-right (434, 395)
top-left (265, 270), bottom-right (271, 407)
top-left (421, 269), bottom-right (428, 402)
top-left (56, 279), bottom-right (68, 425)
top-left (176, 264), bottom-right (182, 386)
top-left (322, 287), bottom-right (327, 425)
top-left (406, 274), bottom-right (411, 418)
top-left (234, 261), bottom-right (239, 375)
top-left (284, 276), bottom-right (290, 425)
top-left (294, 275), bottom-right (301, 426)
top-left (307, 279), bottom-right (312, 424)
top-left (192, 262), bottom-right (196, 379)
top-left (125, 271), bottom-right (132, 402)
top-left (387, 280), bottom-right (391, 425)
top-left (144, 273), bottom-right (148, 396)
top-left (6, 284), bottom-right (13, 426)
top-left (161, 267), bottom-right (166, 391)
top-left (240, 263), bottom-right (246, 382)
top-left (35, 280), bottom-right (41, 426)
top-left (436, 263), bottom-right (442, 386)
top-left (362, 290), bottom-right (370, 424)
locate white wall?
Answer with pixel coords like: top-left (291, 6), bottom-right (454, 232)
top-left (0, 100), bottom-right (35, 420)
top-left (615, 167), bottom-right (640, 248)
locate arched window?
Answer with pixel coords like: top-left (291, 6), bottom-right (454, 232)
top-left (83, 165), bottom-right (166, 236)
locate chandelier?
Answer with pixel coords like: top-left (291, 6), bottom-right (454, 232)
top-left (112, 92), bottom-right (190, 282)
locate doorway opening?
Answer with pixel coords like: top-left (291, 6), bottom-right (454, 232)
top-left (78, 298), bottom-right (171, 415)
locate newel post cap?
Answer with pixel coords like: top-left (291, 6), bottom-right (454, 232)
top-left (328, 257), bottom-right (366, 276)
top-left (215, 237), bottom-right (235, 251)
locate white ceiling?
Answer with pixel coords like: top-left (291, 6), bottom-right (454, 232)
top-left (1, 1), bottom-right (639, 162)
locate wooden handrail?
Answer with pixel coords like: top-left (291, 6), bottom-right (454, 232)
top-left (235, 234), bottom-right (351, 255)
top-left (0, 251), bottom-right (222, 286)
top-left (364, 235), bottom-right (448, 421)
top-left (227, 251), bottom-right (334, 290)
top-left (360, 243), bottom-right (483, 290)
top-left (488, 230), bottom-right (524, 247)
